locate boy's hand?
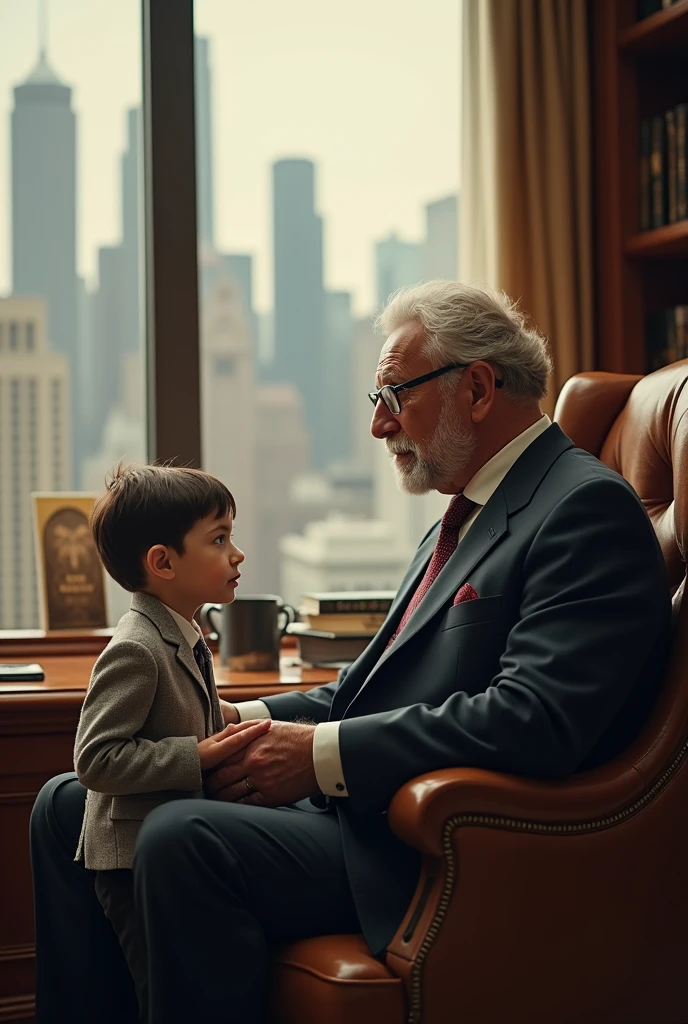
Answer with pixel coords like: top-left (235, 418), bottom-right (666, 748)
top-left (204, 721), bottom-right (318, 806)
top-left (220, 699), bottom-right (240, 725)
top-left (197, 719), bottom-right (270, 773)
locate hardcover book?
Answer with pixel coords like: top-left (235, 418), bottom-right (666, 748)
top-left (300, 590), bottom-right (396, 616)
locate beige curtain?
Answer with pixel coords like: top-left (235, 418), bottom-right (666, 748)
top-left (460, 0), bottom-right (594, 413)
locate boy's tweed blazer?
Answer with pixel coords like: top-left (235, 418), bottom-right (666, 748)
top-left (74, 592), bottom-right (224, 870)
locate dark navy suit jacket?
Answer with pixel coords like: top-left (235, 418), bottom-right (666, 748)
top-left (263, 425), bottom-right (671, 954)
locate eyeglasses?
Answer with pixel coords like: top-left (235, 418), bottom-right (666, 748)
top-left (368, 362), bottom-right (503, 415)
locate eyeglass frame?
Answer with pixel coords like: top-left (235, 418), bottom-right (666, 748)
top-left (368, 362), bottom-right (503, 415)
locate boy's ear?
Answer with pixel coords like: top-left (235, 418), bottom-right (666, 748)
top-left (146, 544), bottom-right (175, 581)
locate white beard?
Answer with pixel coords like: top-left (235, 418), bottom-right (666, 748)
top-left (386, 402), bottom-right (477, 495)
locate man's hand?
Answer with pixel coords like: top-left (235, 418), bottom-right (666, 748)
top-left (203, 721), bottom-right (319, 807)
top-left (197, 719), bottom-right (270, 773)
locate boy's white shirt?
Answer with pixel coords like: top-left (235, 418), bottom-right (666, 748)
top-left (238, 415), bottom-right (552, 798)
top-left (162, 603), bottom-right (204, 651)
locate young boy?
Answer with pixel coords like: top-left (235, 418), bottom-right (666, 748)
top-left (73, 463), bottom-right (270, 1020)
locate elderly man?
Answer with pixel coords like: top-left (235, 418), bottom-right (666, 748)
top-left (31, 282), bottom-right (671, 1024)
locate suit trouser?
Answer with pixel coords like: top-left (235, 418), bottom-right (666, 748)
top-left (94, 869), bottom-right (149, 1022)
top-left (30, 773), bottom-right (360, 1024)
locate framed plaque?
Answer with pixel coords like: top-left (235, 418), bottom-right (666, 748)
top-left (32, 493), bottom-right (108, 631)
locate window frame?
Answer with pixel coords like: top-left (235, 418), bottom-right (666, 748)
top-left (0, 0), bottom-right (203, 648)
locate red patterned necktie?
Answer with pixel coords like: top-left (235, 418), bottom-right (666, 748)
top-left (387, 492), bottom-right (476, 646)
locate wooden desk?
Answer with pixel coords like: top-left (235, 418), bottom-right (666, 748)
top-left (0, 651), bottom-right (337, 1023)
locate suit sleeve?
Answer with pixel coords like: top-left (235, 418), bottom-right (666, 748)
top-left (260, 674), bottom-right (344, 723)
top-left (74, 639), bottom-right (202, 794)
top-left (338, 475), bottom-right (671, 814)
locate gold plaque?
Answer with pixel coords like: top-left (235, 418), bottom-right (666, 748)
top-left (32, 493), bottom-right (108, 631)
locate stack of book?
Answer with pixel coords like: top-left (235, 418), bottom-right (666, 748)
top-left (287, 590), bottom-right (396, 668)
top-left (646, 305), bottom-right (688, 370)
top-left (639, 103), bottom-right (687, 231)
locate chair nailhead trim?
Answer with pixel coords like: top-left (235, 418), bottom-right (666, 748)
top-left (406, 738), bottom-right (688, 1024)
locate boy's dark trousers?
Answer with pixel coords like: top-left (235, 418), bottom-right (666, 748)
top-left (30, 773), bottom-right (360, 1024)
top-left (94, 869), bottom-right (148, 1021)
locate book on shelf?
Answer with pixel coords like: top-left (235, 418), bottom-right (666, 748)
top-left (286, 622), bottom-right (373, 668)
top-left (677, 104), bottom-right (687, 221)
top-left (640, 118), bottom-right (652, 231)
top-left (300, 590), bottom-right (396, 616)
top-left (299, 611), bottom-right (387, 634)
top-left (640, 103), bottom-right (687, 231)
top-left (651, 114), bottom-right (667, 229)
top-left (646, 305), bottom-right (688, 371)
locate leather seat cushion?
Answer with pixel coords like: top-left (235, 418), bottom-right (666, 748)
top-left (269, 934), bottom-right (406, 1024)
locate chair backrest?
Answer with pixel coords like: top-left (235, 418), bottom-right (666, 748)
top-left (554, 361), bottom-right (688, 783)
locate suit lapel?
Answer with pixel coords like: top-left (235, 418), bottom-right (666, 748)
top-left (344, 424), bottom-right (574, 707)
top-left (359, 491), bottom-right (508, 686)
top-left (130, 593), bottom-right (211, 709)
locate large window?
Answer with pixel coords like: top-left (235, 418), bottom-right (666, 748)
top-left (193, 0), bottom-right (460, 605)
top-left (0, 0), bottom-right (145, 627)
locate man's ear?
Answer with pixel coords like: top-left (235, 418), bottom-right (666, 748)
top-left (468, 362), bottom-right (499, 423)
top-left (146, 544), bottom-right (175, 581)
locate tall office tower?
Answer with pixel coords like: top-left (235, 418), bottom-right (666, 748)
top-left (88, 108), bottom-right (143, 469)
top-left (422, 194), bottom-right (458, 281)
top-left (199, 248), bottom-right (258, 591)
top-left (120, 108), bottom-right (142, 368)
top-left (195, 36), bottom-right (215, 246)
top-left (224, 253), bottom-right (259, 370)
top-left (81, 348), bottom-right (146, 626)
top-left (254, 384), bottom-right (310, 593)
top-left (11, 45), bottom-right (77, 481)
top-left (323, 291), bottom-right (354, 468)
top-left (375, 233), bottom-right (421, 312)
top-left (352, 316), bottom-right (381, 474)
top-left (272, 158), bottom-right (325, 465)
top-left (0, 298), bottom-right (71, 629)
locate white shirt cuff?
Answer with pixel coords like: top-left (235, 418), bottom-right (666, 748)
top-left (313, 721), bottom-right (348, 797)
top-left (235, 700), bottom-right (271, 722)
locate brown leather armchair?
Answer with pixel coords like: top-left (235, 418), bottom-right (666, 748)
top-left (270, 364), bottom-right (688, 1024)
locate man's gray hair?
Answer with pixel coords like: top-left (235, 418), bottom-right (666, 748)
top-left (375, 280), bottom-right (553, 401)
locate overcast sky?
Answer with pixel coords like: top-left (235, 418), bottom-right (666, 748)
top-left (0, 0), bottom-right (461, 316)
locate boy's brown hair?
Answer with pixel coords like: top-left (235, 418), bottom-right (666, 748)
top-left (91, 463), bottom-right (236, 592)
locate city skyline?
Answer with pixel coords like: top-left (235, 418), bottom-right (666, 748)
top-left (0, 0), bottom-right (460, 316)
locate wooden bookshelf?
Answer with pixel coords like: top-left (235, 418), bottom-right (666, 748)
top-left (592, 0), bottom-right (688, 374)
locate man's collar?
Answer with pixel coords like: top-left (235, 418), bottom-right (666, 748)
top-left (463, 415), bottom-right (551, 508)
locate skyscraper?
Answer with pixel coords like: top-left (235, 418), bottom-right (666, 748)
top-left (0, 297), bottom-right (71, 628)
top-left (375, 233), bottom-right (421, 312)
top-left (120, 108), bottom-right (142, 365)
top-left (272, 158), bottom-right (325, 466)
top-left (87, 108), bottom-right (143, 469)
top-left (422, 194), bottom-right (458, 281)
top-left (195, 36), bottom-right (215, 246)
top-left (199, 247), bottom-right (258, 591)
top-left (323, 290), bottom-right (354, 467)
top-left (11, 45), bottom-right (77, 478)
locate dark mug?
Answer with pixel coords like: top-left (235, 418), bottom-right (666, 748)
top-left (202, 595), bottom-right (296, 672)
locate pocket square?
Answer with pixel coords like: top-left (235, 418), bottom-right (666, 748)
top-left (453, 583), bottom-right (479, 605)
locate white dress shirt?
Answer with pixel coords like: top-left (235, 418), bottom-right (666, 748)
top-left (235, 415), bottom-right (552, 797)
top-left (161, 603), bottom-right (204, 651)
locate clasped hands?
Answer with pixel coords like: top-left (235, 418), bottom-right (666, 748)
top-left (197, 706), bottom-right (319, 807)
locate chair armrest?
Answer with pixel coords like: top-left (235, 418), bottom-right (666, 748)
top-left (387, 761), bottom-right (645, 857)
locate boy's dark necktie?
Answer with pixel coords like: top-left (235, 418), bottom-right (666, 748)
top-left (387, 491), bottom-right (476, 646)
top-left (193, 637), bottom-right (214, 690)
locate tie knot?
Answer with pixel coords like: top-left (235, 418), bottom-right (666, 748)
top-left (194, 637), bottom-right (209, 660)
top-left (442, 492), bottom-right (475, 531)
